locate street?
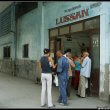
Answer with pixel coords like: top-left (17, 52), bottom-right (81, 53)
top-left (0, 72), bottom-right (109, 108)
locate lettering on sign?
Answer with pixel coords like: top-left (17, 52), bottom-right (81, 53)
top-left (64, 5), bottom-right (81, 13)
top-left (90, 2), bottom-right (102, 9)
top-left (56, 9), bottom-right (89, 25)
top-left (56, 2), bottom-right (102, 25)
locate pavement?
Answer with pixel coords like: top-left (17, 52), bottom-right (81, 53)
top-left (0, 72), bottom-right (109, 109)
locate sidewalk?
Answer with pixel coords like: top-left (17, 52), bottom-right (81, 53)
top-left (0, 73), bottom-right (109, 108)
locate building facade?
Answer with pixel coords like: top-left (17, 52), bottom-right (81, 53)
top-left (0, 1), bottom-right (109, 102)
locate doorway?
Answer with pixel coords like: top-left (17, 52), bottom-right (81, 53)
top-left (49, 16), bottom-right (100, 96)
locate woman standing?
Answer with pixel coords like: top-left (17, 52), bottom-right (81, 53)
top-left (40, 48), bottom-right (55, 108)
top-left (74, 55), bottom-right (81, 90)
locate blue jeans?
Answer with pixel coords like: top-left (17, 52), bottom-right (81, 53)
top-left (58, 75), bottom-right (68, 104)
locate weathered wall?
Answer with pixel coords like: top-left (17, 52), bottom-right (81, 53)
top-left (0, 33), bottom-right (15, 60)
top-left (15, 59), bottom-right (37, 80)
top-left (44, 2), bottom-right (103, 28)
top-left (107, 4), bottom-right (110, 103)
top-left (17, 9), bottom-right (39, 60)
top-left (0, 59), bottom-right (14, 75)
top-left (0, 3), bottom-right (16, 76)
top-left (0, 33), bottom-right (15, 76)
top-left (99, 3), bottom-right (110, 102)
top-left (109, 65), bottom-right (110, 102)
top-left (15, 2), bottom-right (44, 81)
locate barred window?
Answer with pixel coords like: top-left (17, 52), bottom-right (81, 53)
top-left (3, 46), bottom-right (11, 58)
top-left (0, 2), bottom-right (38, 37)
top-left (0, 6), bottom-right (11, 37)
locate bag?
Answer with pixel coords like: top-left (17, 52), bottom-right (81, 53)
top-left (53, 74), bottom-right (59, 86)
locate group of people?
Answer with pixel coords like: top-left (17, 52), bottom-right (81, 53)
top-left (40, 48), bottom-right (91, 108)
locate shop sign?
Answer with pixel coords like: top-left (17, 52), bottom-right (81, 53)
top-left (56, 8), bottom-right (89, 25)
top-left (56, 2), bottom-right (102, 25)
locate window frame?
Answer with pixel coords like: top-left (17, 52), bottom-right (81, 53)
top-left (3, 46), bottom-right (11, 59)
top-left (23, 44), bottom-right (29, 58)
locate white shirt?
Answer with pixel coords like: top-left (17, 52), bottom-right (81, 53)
top-left (80, 56), bottom-right (91, 78)
top-left (63, 54), bottom-right (66, 57)
top-left (63, 54), bottom-right (75, 68)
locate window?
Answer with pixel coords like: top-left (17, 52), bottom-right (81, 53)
top-left (3, 46), bottom-right (11, 58)
top-left (23, 44), bottom-right (29, 58)
top-left (0, 6), bottom-right (11, 37)
top-left (84, 17), bottom-right (100, 30)
top-left (59, 26), bottom-right (69, 35)
top-left (71, 22), bottom-right (83, 33)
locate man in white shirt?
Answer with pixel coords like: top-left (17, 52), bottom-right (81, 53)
top-left (77, 52), bottom-right (91, 98)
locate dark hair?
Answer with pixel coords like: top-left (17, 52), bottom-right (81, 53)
top-left (82, 43), bottom-right (85, 46)
top-left (43, 48), bottom-right (50, 54)
top-left (64, 48), bottom-right (71, 54)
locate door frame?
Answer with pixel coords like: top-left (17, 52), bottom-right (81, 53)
top-left (49, 15), bottom-right (100, 96)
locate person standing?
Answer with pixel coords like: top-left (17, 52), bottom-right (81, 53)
top-left (74, 55), bottom-right (81, 90)
top-left (76, 52), bottom-right (91, 98)
top-left (66, 52), bottom-right (75, 100)
top-left (56, 50), bottom-right (69, 106)
top-left (40, 48), bottom-right (55, 108)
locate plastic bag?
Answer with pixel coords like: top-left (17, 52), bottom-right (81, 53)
top-left (53, 75), bottom-right (59, 86)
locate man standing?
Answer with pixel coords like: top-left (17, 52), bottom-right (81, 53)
top-left (56, 50), bottom-right (69, 106)
top-left (66, 52), bottom-right (75, 100)
top-left (77, 52), bottom-right (91, 98)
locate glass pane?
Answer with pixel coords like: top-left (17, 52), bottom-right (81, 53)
top-left (71, 22), bottom-right (83, 33)
top-left (84, 18), bottom-right (99, 30)
top-left (59, 26), bottom-right (69, 35)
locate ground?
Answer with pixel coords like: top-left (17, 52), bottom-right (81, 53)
top-left (0, 73), bottom-right (109, 109)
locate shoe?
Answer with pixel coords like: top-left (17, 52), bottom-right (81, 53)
top-left (48, 104), bottom-right (55, 108)
top-left (57, 99), bottom-right (63, 104)
top-left (76, 94), bottom-right (86, 98)
top-left (58, 101), bottom-right (63, 105)
top-left (76, 94), bottom-right (81, 97)
top-left (63, 103), bottom-right (69, 106)
top-left (80, 96), bottom-right (86, 98)
top-left (59, 102), bottom-right (63, 105)
top-left (41, 104), bottom-right (46, 107)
